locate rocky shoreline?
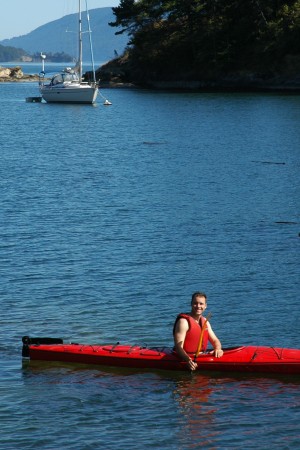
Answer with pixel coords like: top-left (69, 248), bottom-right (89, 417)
top-left (2, 64), bottom-right (300, 92)
top-left (0, 66), bottom-right (39, 82)
top-left (96, 57), bottom-right (300, 92)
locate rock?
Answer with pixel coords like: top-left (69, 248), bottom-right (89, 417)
top-left (0, 66), bottom-right (23, 79)
top-left (10, 66), bottom-right (24, 78)
top-left (0, 66), bottom-right (39, 82)
top-left (0, 67), bottom-right (12, 78)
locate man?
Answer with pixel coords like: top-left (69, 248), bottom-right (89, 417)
top-left (173, 292), bottom-right (223, 371)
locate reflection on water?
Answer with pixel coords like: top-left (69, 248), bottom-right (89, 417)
top-left (173, 375), bottom-right (218, 448)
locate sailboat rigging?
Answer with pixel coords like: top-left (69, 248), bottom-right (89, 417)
top-left (39, 0), bottom-right (98, 104)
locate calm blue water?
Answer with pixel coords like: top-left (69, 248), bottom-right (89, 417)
top-left (0, 81), bottom-right (299, 449)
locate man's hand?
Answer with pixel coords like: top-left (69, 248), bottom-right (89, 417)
top-left (213, 348), bottom-right (223, 358)
top-left (187, 358), bottom-right (198, 371)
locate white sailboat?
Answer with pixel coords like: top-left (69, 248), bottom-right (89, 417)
top-left (39, 0), bottom-right (98, 104)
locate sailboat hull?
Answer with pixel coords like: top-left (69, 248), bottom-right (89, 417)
top-left (40, 84), bottom-right (98, 104)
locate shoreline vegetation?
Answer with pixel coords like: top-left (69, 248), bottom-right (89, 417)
top-left (104, 0), bottom-right (300, 93)
top-left (1, 64), bottom-right (300, 92)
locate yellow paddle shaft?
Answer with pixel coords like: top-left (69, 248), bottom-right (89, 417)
top-left (195, 313), bottom-right (212, 360)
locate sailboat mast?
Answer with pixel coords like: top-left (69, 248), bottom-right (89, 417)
top-left (86, 1), bottom-right (96, 83)
top-left (78, 0), bottom-right (83, 80)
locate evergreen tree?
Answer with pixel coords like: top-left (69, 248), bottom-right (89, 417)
top-left (109, 0), bottom-right (300, 82)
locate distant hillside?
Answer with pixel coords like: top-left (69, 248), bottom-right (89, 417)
top-left (0, 7), bottom-right (128, 62)
top-left (0, 43), bottom-right (27, 61)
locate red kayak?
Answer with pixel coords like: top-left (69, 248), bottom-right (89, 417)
top-left (22, 336), bottom-right (300, 375)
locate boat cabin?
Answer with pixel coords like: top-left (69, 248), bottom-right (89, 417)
top-left (50, 70), bottom-right (80, 86)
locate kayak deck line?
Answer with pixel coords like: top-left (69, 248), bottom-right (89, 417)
top-left (21, 336), bottom-right (300, 375)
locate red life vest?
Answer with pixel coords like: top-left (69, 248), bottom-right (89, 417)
top-left (173, 313), bottom-right (209, 354)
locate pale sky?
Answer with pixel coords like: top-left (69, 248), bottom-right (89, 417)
top-left (0, 0), bottom-right (120, 40)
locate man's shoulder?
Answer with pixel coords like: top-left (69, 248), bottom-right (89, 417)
top-left (177, 312), bottom-right (190, 319)
top-left (175, 313), bottom-right (191, 324)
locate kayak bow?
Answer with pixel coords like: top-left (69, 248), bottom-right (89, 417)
top-left (22, 336), bottom-right (300, 375)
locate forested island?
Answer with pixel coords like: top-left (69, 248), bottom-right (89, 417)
top-left (97, 0), bottom-right (300, 90)
top-left (0, 43), bottom-right (73, 63)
